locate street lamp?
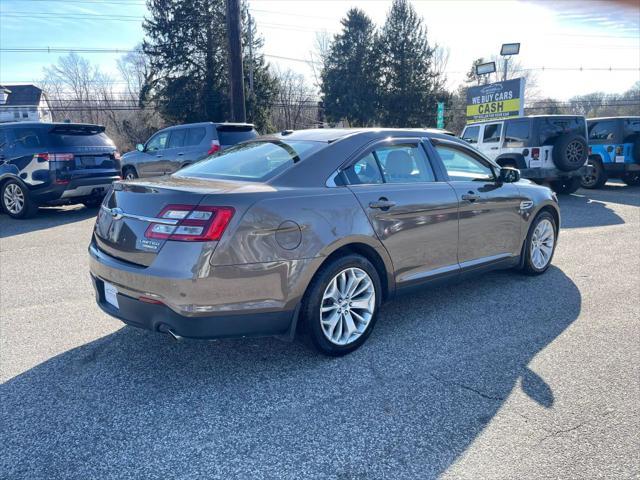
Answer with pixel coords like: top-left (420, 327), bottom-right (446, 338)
top-left (500, 43), bottom-right (520, 81)
top-left (475, 61), bottom-right (496, 85)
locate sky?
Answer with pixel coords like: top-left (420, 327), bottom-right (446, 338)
top-left (0, 0), bottom-right (639, 101)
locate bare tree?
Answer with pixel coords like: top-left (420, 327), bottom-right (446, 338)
top-left (271, 68), bottom-right (318, 131)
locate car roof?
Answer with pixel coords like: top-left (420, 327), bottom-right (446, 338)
top-left (159, 121), bottom-right (255, 131)
top-left (588, 116), bottom-right (640, 122)
top-left (0, 121), bottom-right (103, 128)
top-left (264, 127), bottom-right (456, 143)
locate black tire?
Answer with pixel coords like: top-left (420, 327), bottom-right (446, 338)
top-left (581, 157), bottom-right (607, 189)
top-left (1, 180), bottom-right (38, 219)
top-left (621, 172), bottom-right (640, 186)
top-left (521, 211), bottom-right (557, 275)
top-left (122, 166), bottom-right (138, 180)
top-left (301, 254), bottom-right (382, 356)
top-left (550, 176), bottom-right (581, 194)
top-left (553, 133), bottom-right (588, 172)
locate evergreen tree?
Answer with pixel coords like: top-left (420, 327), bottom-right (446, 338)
top-left (321, 8), bottom-right (379, 126)
top-left (377, 0), bottom-right (440, 127)
top-left (142, 0), bottom-right (276, 131)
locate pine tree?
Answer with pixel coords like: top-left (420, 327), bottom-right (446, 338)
top-left (142, 0), bottom-right (276, 131)
top-left (321, 8), bottom-right (379, 126)
top-left (377, 0), bottom-right (440, 127)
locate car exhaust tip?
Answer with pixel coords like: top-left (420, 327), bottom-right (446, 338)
top-left (158, 323), bottom-right (183, 342)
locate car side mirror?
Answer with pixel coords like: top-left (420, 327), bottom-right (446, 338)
top-left (136, 143), bottom-right (145, 152)
top-left (499, 167), bottom-right (520, 183)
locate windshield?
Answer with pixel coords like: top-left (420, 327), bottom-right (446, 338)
top-left (176, 140), bottom-right (324, 182)
top-left (216, 127), bottom-right (258, 145)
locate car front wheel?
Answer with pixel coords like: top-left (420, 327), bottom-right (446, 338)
top-left (621, 172), bottom-right (640, 186)
top-left (581, 159), bottom-right (607, 189)
top-left (1, 180), bottom-right (38, 219)
top-left (522, 211), bottom-right (557, 275)
top-left (302, 254), bottom-right (382, 356)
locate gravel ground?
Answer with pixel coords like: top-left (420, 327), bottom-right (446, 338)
top-left (1, 182), bottom-right (639, 479)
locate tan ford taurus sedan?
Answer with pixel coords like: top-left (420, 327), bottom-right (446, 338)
top-left (89, 128), bottom-right (560, 355)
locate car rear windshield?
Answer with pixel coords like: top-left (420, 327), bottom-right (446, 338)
top-left (176, 140), bottom-right (324, 182)
top-left (48, 132), bottom-right (115, 147)
top-left (216, 126), bottom-right (258, 145)
top-left (539, 117), bottom-right (585, 146)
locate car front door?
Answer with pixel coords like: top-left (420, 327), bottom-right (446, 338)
top-left (431, 138), bottom-right (523, 268)
top-left (343, 138), bottom-right (460, 287)
top-left (139, 130), bottom-right (170, 176)
top-left (476, 122), bottom-right (503, 161)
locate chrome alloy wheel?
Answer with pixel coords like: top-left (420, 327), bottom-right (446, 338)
top-left (530, 219), bottom-right (555, 270)
top-left (320, 267), bottom-right (376, 346)
top-left (3, 183), bottom-right (25, 214)
top-left (124, 171), bottom-right (137, 180)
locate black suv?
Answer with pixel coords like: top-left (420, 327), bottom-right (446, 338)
top-left (0, 122), bottom-right (121, 218)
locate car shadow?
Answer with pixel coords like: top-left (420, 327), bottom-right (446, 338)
top-left (559, 190), bottom-right (628, 229)
top-left (0, 205), bottom-right (98, 238)
top-left (1, 266), bottom-right (580, 479)
top-left (583, 181), bottom-right (640, 208)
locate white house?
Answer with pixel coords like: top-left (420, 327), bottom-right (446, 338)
top-left (0, 85), bottom-right (53, 123)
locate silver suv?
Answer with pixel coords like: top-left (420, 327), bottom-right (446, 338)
top-left (120, 122), bottom-right (257, 179)
top-left (461, 115), bottom-right (589, 194)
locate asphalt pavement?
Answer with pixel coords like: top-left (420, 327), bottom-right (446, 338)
top-left (1, 182), bottom-right (639, 479)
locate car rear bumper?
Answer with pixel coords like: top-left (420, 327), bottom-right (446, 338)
top-left (602, 163), bottom-right (640, 175)
top-left (91, 274), bottom-right (294, 339)
top-left (32, 174), bottom-right (119, 204)
top-left (519, 166), bottom-right (588, 180)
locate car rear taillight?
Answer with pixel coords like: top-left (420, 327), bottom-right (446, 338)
top-left (207, 140), bottom-right (221, 155)
top-left (35, 153), bottom-right (75, 162)
top-left (145, 204), bottom-right (234, 242)
top-left (531, 148), bottom-right (540, 160)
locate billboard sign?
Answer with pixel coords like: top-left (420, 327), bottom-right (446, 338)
top-left (466, 78), bottom-right (525, 124)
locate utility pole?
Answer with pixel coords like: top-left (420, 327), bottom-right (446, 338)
top-left (226, 0), bottom-right (246, 122)
top-left (247, 12), bottom-right (254, 95)
top-left (503, 56), bottom-right (508, 82)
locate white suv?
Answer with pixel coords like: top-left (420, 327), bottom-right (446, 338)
top-left (461, 115), bottom-right (589, 194)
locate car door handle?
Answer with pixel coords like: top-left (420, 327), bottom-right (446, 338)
top-left (177, 152), bottom-right (184, 156)
top-left (461, 193), bottom-right (481, 202)
top-left (490, 147), bottom-right (499, 150)
top-left (369, 199), bottom-right (396, 210)
top-left (155, 154), bottom-right (163, 158)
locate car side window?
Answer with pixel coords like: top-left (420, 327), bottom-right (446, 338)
top-left (186, 127), bottom-right (206, 146)
top-left (483, 123), bottom-right (502, 143)
top-left (146, 131), bottom-right (169, 152)
top-left (344, 153), bottom-right (384, 185)
top-left (588, 120), bottom-right (617, 142)
top-left (168, 129), bottom-right (187, 148)
top-left (504, 120), bottom-right (530, 147)
top-left (436, 145), bottom-right (495, 182)
top-left (461, 126), bottom-right (480, 144)
top-left (623, 120), bottom-right (640, 142)
top-left (375, 144), bottom-right (435, 183)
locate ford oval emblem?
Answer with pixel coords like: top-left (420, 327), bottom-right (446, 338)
top-left (110, 207), bottom-right (124, 220)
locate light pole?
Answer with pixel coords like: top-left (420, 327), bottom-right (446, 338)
top-left (475, 61), bottom-right (496, 85)
top-left (500, 43), bottom-right (520, 82)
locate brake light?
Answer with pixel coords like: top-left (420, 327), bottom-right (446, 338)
top-left (531, 148), bottom-right (540, 160)
top-left (207, 140), bottom-right (221, 155)
top-left (114, 151), bottom-right (122, 160)
top-left (35, 153), bottom-right (75, 162)
top-left (145, 204), bottom-right (234, 242)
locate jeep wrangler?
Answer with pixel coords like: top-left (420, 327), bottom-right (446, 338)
top-left (581, 116), bottom-right (640, 189)
top-left (460, 115), bottom-right (589, 194)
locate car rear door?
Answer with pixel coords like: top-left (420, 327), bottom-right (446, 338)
top-left (431, 138), bottom-right (522, 268)
top-left (343, 138), bottom-right (460, 287)
top-left (476, 122), bottom-right (503, 160)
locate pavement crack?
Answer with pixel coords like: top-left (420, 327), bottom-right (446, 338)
top-left (428, 372), bottom-right (505, 401)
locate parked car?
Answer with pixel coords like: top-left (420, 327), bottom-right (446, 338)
top-left (120, 122), bottom-right (258, 179)
top-left (89, 128), bottom-right (560, 356)
top-left (0, 122), bottom-right (121, 219)
top-left (460, 115), bottom-right (589, 194)
top-left (581, 116), bottom-right (640, 188)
